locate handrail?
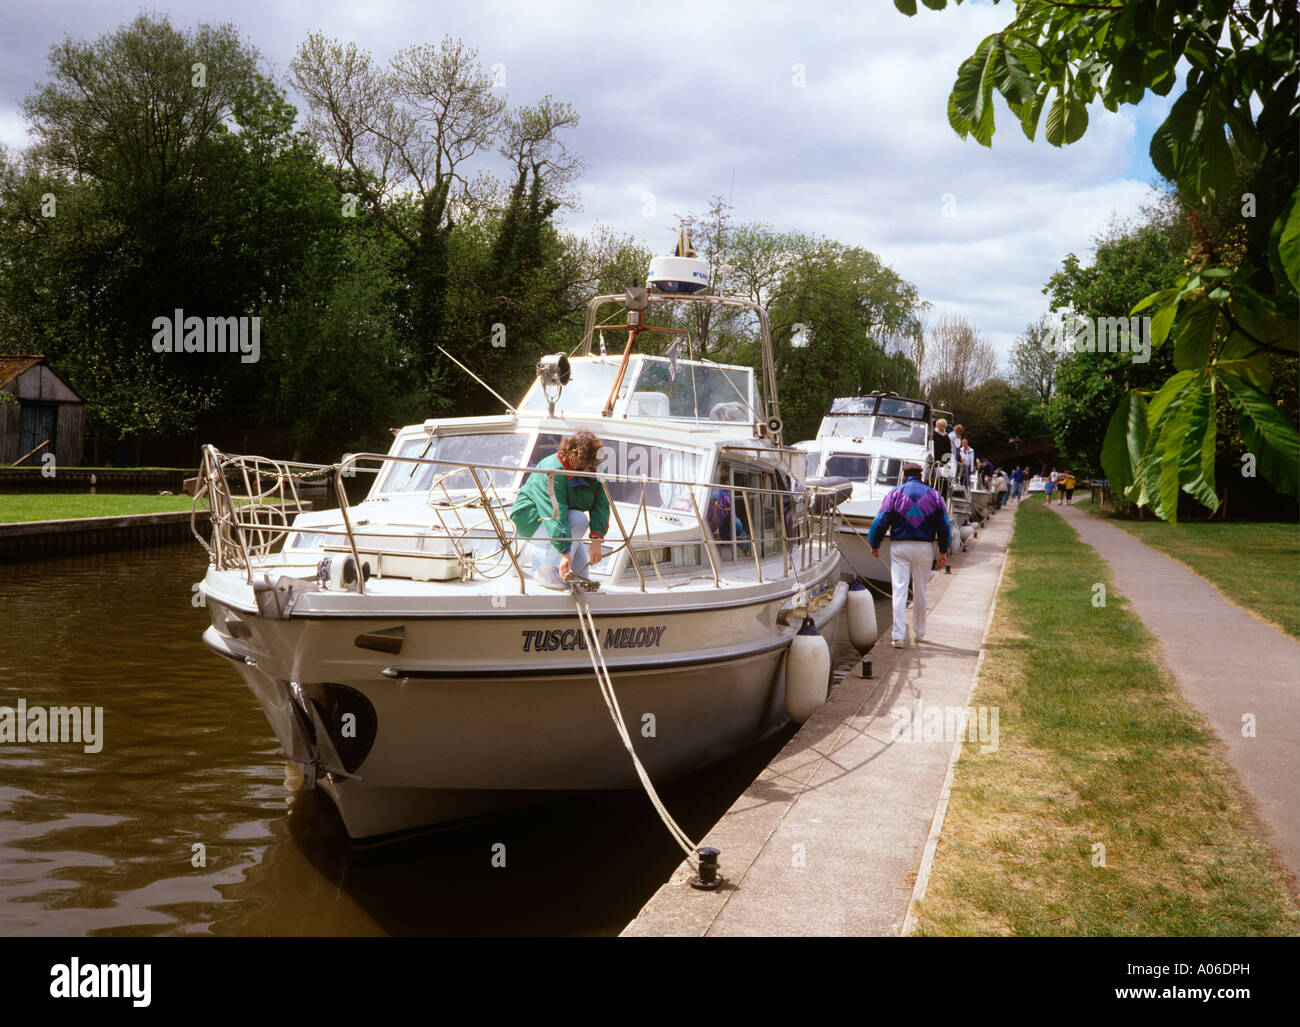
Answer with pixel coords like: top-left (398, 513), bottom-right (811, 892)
top-left (200, 447), bottom-right (847, 596)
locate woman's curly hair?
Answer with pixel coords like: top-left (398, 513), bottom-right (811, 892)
top-left (558, 429), bottom-right (604, 470)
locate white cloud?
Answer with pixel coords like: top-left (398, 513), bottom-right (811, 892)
top-left (0, 0), bottom-right (1170, 368)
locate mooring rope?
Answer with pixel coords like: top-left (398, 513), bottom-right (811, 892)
top-left (571, 584), bottom-right (699, 867)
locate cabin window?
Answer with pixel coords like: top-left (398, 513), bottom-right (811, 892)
top-left (870, 417), bottom-right (926, 446)
top-left (596, 441), bottom-right (700, 511)
top-left (707, 461), bottom-right (790, 562)
top-left (876, 458), bottom-right (903, 486)
top-left (824, 453), bottom-right (873, 479)
top-left (378, 432), bottom-right (531, 494)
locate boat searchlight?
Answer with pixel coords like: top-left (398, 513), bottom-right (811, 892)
top-left (536, 352), bottom-right (571, 416)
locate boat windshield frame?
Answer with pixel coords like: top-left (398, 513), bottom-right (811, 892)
top-left (581, 291), bottom-right (781, 443)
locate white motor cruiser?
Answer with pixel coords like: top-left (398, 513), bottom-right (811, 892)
top-left (193, 259), bottom-right (850, 844)
top-left (794, 394), bottom-right (963, 585)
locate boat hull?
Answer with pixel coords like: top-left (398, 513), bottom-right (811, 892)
top-left (205, 576), bottom-right (846, 842)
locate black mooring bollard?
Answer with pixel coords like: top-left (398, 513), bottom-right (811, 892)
top-left (690, 847), bottom-right (722, 890)
top-left (862, 658), bottom-right (873, 679)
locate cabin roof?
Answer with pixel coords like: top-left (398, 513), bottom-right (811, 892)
top-left (0, 354), bottom-right (44, 389)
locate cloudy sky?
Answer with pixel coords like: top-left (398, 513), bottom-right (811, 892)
top-left (0, 0), bottom-right (1173, 365)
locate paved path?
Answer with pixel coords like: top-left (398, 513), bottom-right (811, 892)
top-left (1049, 499), bottom-right (1300, 886)
top-left (623, 503), bottom-right (1019, 936)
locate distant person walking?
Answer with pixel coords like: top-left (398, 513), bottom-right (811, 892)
top-left (1059, 470), bottom-right (1076, 505)
top-left (1044, 469), bottom-right (1057, 503)
top-left (958, 438), bottom-right (975, 488)
top-left (867, 461), bottom-right (952, 648)
top-left (1010, 466), bottom-right (1024, 501)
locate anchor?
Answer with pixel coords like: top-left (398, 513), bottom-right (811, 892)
top-left (276, 691), bottom-right (364, 789)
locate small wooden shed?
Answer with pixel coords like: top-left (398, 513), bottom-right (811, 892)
top-left (0, 355), bottom-right (85, 467)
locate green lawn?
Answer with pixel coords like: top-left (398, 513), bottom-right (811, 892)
top-left (1084, 505), bottom-right (1300, 639)
top-left (912, 499), bottom-right (1300, 936)
top-left (0, 493), bottom-right (199, 522)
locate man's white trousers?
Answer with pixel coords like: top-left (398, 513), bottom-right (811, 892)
top-left (890, 540), bottom-right (935, 643)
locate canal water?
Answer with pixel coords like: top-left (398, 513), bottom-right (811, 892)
top-left (0, 544), bottom-right (886, 936)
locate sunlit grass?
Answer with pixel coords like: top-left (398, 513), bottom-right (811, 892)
top-left (911, 500), bottom-right (1300, 936)
top-left (0, 493), bottom-right (291, 523)
top-left (0, 494), bottom-right (198, 522)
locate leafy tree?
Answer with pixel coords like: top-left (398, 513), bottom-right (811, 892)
top-left (1043, 214), bottom-right (1181, 472)
top-left (6, 14), bottom-right (345, 446)
top-left (290, 33), bottom-right (580, 409)
top-left (1008, 316), bottom-right (1059, 405)
top-left (898, 0), bottom-right (1299, 521)
top-left (768, 238), bottom-right (923, 441)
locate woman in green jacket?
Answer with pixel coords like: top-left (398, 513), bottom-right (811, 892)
top-left (510, 429), bottom-right (611, 586)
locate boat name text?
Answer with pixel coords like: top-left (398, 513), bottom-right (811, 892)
top-left (521, 626), bottom-right (667, 652)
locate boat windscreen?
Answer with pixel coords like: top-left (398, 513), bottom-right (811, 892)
top-left (828, 397), bottom-right (876, 415)
top-left (631, 357), bottom-right (753, 420)
top-left (876, 397), bottom-right (927, 420)
top-left (518, 360), bottom-right (625, 417)
top-left (378, 432), bottom-right (531, 493)
top-left (820, 416), bottom-right (874, 438)
top-left (870, 417), bottom-right (927, 446)
top-left (824, 453), bottom-right (873, 479)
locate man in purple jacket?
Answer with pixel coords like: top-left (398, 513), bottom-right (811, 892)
top-left (867, 462), bottom-right (952, 648)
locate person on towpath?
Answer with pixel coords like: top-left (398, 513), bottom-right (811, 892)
top-left (867, 461), bottom-right (952, 648)
top-left (510, 429), bottom-right (610, 588)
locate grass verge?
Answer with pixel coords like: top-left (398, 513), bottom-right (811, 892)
top-left (1080, 503), bottom-right (1300, 639)
top-left (912, 496), bottom-right (1300, 935)
top-left (0, 493), bottom-right (197, 522)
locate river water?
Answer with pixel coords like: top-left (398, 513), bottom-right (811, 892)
top-left (0, 543), bottom-right (882, 936)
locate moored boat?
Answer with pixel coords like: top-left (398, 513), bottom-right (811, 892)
top-left (193, 257), bottom-right (849, 844)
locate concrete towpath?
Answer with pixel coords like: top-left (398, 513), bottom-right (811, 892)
top-left (623, 501), bottom-right (1019, 936)
top-left (1047, 498), bottom-right (1300, 886)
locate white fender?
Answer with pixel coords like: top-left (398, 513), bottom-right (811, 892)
top-left (786, 616), bottom-right (831, 723)
top-left (846, 578), bottom-right (878, 652)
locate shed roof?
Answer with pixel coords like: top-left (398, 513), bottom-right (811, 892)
top-left (0, 354), bottom-right (45, 389)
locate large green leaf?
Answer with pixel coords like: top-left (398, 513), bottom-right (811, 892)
top-left (1010, 84), bottom-right (1049, 141)
top-left (948, 49), bottom-right (997, 146)
top-left (1138, 370), bottom-right (1218, 522)
top-left (894, 0), bottom-right (919, 13)
top-left (1145, 369), bottom-right (1199, 433)
top-left (1268, 185), bottom-right (1300, 297)
top-left (1100, 389), bottom-right (1148, 498)
top-left (991, 37), bottom-right (1036, 105)
top-left (1214, 357), bottom-right (1273, 393)
top-left (1220, 373), bottom-right (1300, 498)
top-left (1044, 86), bottom-right (1088, 146)
top-left (1171, 299), bottom-right (1219, 370)
top-left (1175, 372), bottom-right (1219, 511)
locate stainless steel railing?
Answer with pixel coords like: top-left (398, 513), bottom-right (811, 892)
top-left (194, 445), bottom-right (843, 595)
